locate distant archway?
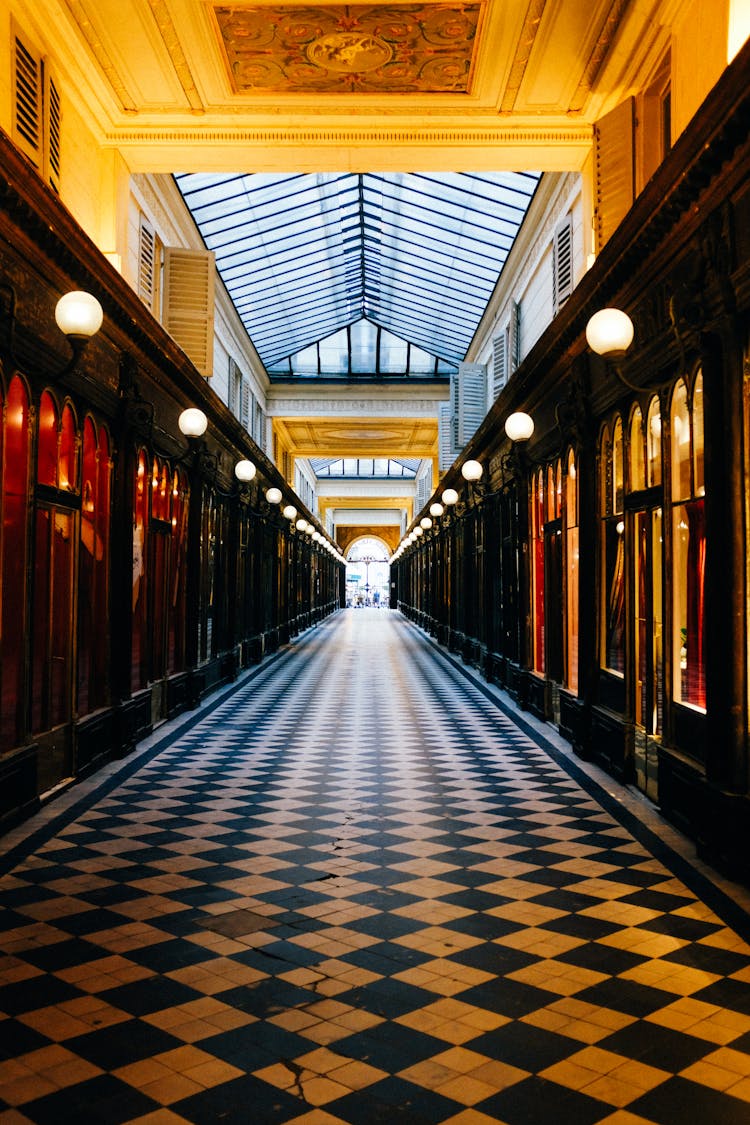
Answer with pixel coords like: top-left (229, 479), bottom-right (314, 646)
top-left (345, 536), bottom-right (390, 607)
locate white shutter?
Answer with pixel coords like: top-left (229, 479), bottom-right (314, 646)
top-left (12, 27), bottom-right (43, 170)
top-left (456, 362), bottom-right (487, 448)
top-left (240, 378), bottom-right (251, 430)
top-left (163, 247), bottom-right (215, 377)
top-left (416, 470), bottom-right (429, 513)
top-left (438, 402), bottom-right (453, 472)
top-left (492, 333), bottom-right (507, 399)
top-left (594, 98), bottom-right (635, 252)
top-left (552, 213), bottom-right (573, 314)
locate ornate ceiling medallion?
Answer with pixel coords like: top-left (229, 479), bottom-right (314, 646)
top-left (213, 4), bottom-right (483, 94)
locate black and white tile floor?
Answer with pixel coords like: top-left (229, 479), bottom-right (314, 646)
top-left (2, 609), bottom-right (750, 1125)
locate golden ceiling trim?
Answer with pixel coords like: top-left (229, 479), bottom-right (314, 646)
top-left (568, 0), bottom-right (630, 113)
top-left (145, 0), bottom-right (206, 112)
top-left (107, 125), bottom-right (592, 145)
top-left (499, 0), bottom-right (547, 114)
top-left (64, 0), bottom-right (138, 112)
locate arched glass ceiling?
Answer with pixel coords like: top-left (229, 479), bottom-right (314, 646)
top-left (174, 171), bottom-right (540, 372)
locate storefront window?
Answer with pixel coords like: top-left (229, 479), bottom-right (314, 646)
top-left (671, 375), bottom-right (705, 710)
top-left (531, 469), bottom-right (545, 673)
top-left (168, 470), bottom-right (189, 674)
top-left (601, 419), bottom-right (625, 675)
top-left (1, 376), bottom-right (30, 752)
top-left (647, 396), bottom-right (662, 487)
top-left (132, 449), bottom-right (149, 691)
top-left (32, 393), bottom-right (78, 734)
top-left (565, 449), bottom-right (579, 692)
top-left (78, 418), bottom-right (111, 716)
top-left (630, 406), bottom-right (645, 490)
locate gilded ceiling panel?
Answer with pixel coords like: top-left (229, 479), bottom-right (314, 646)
top-left (212, 3), bottom-right (483, 93)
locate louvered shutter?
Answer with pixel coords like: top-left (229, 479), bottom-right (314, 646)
top-left (492, 334), bottom-right (507, 399)
top-left (240, 378), bottom-right (251, 430)
top-left (163, 247), bottom-right (215, 377)
top-left (416, 470), bottom-right (429, 513)
top-left (438, 402), bottom-right (453, 472)
top-left (510, 301), bottom-right (521, 372)
top-left (456, 362), bottom-right (487, 448)
top-left (44, 64), bottom-right (61, 193)
top-left (12, 28), bottom-right (43, 170)
top-left (594, 98), bottom-right (635, 252)
top-left (138, 217), bottom-right (156, 309)
top-left (553, 213), bottom-right (573, 314)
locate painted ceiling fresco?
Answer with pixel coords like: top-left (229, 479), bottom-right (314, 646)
top-left (212, 4), bottom-right (483, 93)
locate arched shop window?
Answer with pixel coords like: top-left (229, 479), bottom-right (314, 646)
top-left (150, 456), bottom-right (172, 681)
top-left (1, 375), bottom-right (31, 751)
top-left (600, 417), bottom-right (625, 675)
top-left (647, 396), bottom-right (662, 487)
top-left (671, 373), bottom-right (705, 709)
top-left (32, 394), bottom-right (79, 733)
top-left (78, 417), bottom-right (111, 716)
top-left (565, 448), bottom-right (579, 692)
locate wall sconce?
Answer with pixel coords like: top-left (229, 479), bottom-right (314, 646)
top-left (461, 459), bottom-right (483, 483)
top-left (429, 502), bottom-right (444, 518)
top-left (283, 504), bottom-right (298, 521)
top-left (266, 487), bottom-right (283, 505)
top-left (178, 407), bottom-right (209, 440)
top-left (441, 488), bottom-right (459, 507)
top-left (1, 285), bottom-right (103, 380)
top-left (234, 459), bottom-right (257, 484)
top-left (585, 308), bottom-right (634, 359)
top-left (420, 516), bottom-right (432, 530)
top-left (504, 411), bottom-right (534, 443)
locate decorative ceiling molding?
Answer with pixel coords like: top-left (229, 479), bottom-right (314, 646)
top-left (64, 0), bottom-right (138, 112)
top-left (146, 0), bottom-right (206, 111)
top-left (499, 0), bottom-right (547, 113)
top-left (106, 125), bottom-right (591, 145)
top-left (568, 0), bottom-right (630, 113)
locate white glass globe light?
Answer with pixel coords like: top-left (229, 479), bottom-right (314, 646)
top-left (442, 488), bottom-right (459, 506)
top-left (461, 459), bottom-right (483, 482)
top-left (265, 487), bottom-right (282, 505)
top-left (234, 459), bottom-right (256, 482)
top-left (178, 408), bottom-right (208, 438)
top-left (585, 308), bottom-right (634, 357)
top-left (55, 291), bottom-right (103, 338)
top-left (505, 411), bottom-right (535, 443)
top-left (429, 503), bottom-right (444, 518)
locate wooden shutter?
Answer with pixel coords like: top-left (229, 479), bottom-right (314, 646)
top-left (138, 217), bottom-right (157, 309)
top-left (163, 248), bottom-right (215, 377)
top-left (44, 64), bottom-right (61, 193)
top-left (456, 362), bottom-right (487, 448)
top-left (12, 27), bottom-right (43, 170)
top-left (594, 98), bottom-right (635, 252)
top-left (492, 333), bottom-right (507, 399)
top-left (552, 213), bottom-right (573, 314)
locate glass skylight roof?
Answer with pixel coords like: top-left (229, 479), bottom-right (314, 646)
top-left (310, 458), bottom-right (419, 478)
top-left (175, 171), bottom-right (540, 373)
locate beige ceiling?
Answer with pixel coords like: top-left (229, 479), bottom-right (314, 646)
top-left (39, 0), bottom-right (669, 172)
top-left (273, 417), bottom-right (438, 459)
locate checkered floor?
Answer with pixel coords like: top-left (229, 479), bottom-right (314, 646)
top-left (2, 609), bottom-right (750, 1125)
